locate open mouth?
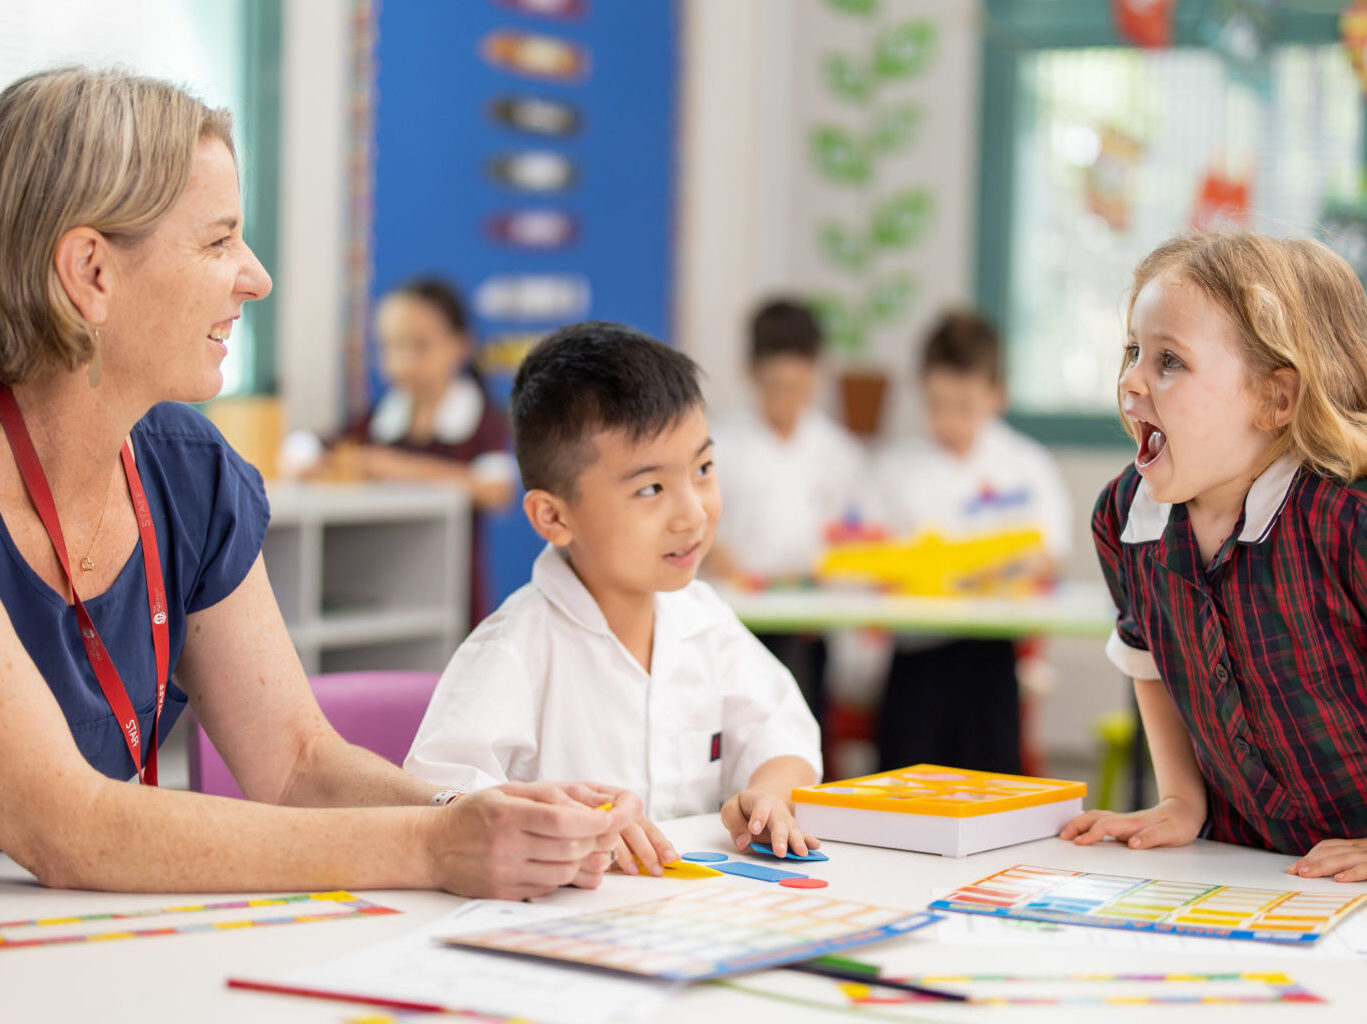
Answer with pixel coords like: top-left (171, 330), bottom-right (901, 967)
top-left (1135, 419), bottom-right (1167, 469)
top-left (663, 541), bottom-right (701, 567)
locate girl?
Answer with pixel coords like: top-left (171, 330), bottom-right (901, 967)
top-left (1061, 233), bottom-right (1367, 883)
top-left (339, 278), bottom-right (516, 619)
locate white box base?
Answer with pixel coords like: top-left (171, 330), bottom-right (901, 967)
top-left (795, 797), bottom-right (1083, 857)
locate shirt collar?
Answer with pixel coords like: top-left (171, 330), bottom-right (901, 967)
top-left (530, 542), bottom-right (720, 641)
top-left (1119, 453), bottom-right (1301, 546)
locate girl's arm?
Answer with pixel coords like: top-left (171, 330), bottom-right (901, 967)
top-left (1059, 676), bottom-right (1207, 848)
top-left (350, 445), bottom-right (514, 510)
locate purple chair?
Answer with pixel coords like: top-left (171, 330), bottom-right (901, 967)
top-left (187, 670), bottom-right (441, 799)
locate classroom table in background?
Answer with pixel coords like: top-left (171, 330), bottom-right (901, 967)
top-left (3, 813), bottom-right (1364, 1023)
top-left (713, 580), bottom-right (1117, 639)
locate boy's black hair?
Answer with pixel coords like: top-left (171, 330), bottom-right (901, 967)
top-left (511, 321), bottom-right (703, 498)
top-left (749, 299), bottom-right (822, 364)
top-left (920, 308), bottom-right (1002, 385)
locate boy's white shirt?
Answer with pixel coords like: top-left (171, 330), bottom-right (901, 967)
top-left (870, 418), bottom-right (1073, 560)
top-left (714, 407), bottom-right (865, 577)
top-left (405, 544), bottom-right (823, 820)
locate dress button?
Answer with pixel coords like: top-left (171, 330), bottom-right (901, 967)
top-left (1214, 664), bottom-right (1230, 683)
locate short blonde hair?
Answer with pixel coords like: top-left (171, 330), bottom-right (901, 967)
top-left (0, 67), bottom-right (235, 383)
top-left (1124, 232), bottom-right (1367, 483)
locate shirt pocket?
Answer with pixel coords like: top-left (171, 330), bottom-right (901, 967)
top-left (674, 727), bottom-right (724, 795)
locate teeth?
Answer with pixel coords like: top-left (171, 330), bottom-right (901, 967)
top-left (209, 323), bottom-right (232, 342)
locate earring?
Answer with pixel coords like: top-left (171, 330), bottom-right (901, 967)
top-left (87, 326), bottom-right (102, 388)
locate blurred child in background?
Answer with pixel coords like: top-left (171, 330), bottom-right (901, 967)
top-left (329, 278), bottom-right (517, 619)
top-left (871, 309), bottom-right (1072, 774)
top-left (707, 298), bottom-right (865, 731)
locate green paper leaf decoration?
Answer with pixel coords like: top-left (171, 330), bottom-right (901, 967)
top-left (823, 0), bottom-right (877, 16)
top-left (865, 273), bottom-right (918, 325)
top-left (823, 52), bottom-right (874, 104)
top-left (871, 189), bottom-right (934, 249)
top-left (808, 293), bottom-right (867, 358)
top-left (817, 222), bottom-right (870, 274)
top-left (809, 125), bottom-right (870, 185)
top-left (869, 103), bottom-right (922, 155)
top-left (873, 20), bottom-right (936, 80)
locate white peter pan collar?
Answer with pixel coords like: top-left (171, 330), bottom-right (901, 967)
top-left (368, 377), bottom-right (485, 446)
top-left (1120, 453), bottom-right (1301, 546)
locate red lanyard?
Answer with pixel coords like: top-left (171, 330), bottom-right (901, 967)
top-left (0, 387), bottom-right (169, 784)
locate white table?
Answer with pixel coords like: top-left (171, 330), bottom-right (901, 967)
top-left (2, 814), bottom-right (1363, 1023)
top-left (715, 581), bottom-right (1117, 639)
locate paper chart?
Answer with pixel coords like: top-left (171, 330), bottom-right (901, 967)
top-left (444, 884), bottom-right (941, 981)
top-left (0, 890), bottom-right (397, 950)
top-left (930, 864), bottom-right (1367, 945)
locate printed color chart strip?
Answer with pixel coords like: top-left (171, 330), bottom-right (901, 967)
top-left (930, 865), bottom-right (1367, 945)
top-left (0, 891), bottom-right (398, 950)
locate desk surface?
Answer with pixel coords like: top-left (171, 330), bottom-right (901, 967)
top-left (716, 581), bottom-right (1117, 638)
top-left (3, 814), bottom-right (1363, 1023)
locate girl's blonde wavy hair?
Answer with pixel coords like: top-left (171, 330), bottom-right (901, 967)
top-left (1124, 232), bottom-right (1367, 483)
top-left (0, 66), bottom-right (234, 384)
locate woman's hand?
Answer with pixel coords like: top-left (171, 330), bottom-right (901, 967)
top-left (1059, 795), bottom-right (1204, 850)
top-left (1287, 838), bottom-right (1367, 883)
top-left (611, 816), bottom-right (679, 877)
top-left (425, 782), bottom-right (640, 900)
top-left (721, 787), bottom-right (819, 858)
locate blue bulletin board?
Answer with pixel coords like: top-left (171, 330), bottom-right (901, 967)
top-left (371, 0), bottom-right (678, 607)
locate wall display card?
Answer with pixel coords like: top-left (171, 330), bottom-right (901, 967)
top-left (931, 864), bottom-right (1367, 945)
top-left (443, 885), bottom-right (940, 981)
top-left (793, 764), bottom-right (1086, 857)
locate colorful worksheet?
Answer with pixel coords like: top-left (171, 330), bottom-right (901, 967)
top-left (0, 891), bottom-right (397, 950)
top-left (442, 885), bottom-right (940, 981)
top-left (930, 864), bottom-right (1367, 945)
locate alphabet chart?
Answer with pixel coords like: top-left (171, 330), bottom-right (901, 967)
top-left (443, 885), bottom-right (940, 980)
top-left (0, 891), bottom-right (398, 950)
top-left (930, 865), bottom-right (1367, 945)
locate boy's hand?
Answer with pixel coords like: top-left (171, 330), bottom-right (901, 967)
top-left (612, 816), bottom-right (679, 877)
top-left (1059, 796), bottom-right (1203, 850)
top-left (1287, 838), bottom-right (1367, 883)
top-left (722, 788), bottom-right (820, 858)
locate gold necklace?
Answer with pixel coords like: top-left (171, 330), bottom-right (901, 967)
top-left (78, 472), bottom-right (117, 572)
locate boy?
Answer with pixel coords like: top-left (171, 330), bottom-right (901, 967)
top-left (871, 309), bottom-right (1072, 774)
top-left (707, 299), bottom-right (865, 726)
top-left (405, 322), bottom-right (823, 872)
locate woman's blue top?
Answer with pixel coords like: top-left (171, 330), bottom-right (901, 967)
top-left (0, 402), bottom-right (269, 780)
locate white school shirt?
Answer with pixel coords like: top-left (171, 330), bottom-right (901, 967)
top-left (404, 544), bottom-right (822, 820)
top-left (871, 419), bottom-right (1073, 560)
top-left (713, 408), bottom-right (866, 578)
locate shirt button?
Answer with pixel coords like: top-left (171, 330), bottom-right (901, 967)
top-left (1233, 737), bottom-right (1249, 756)
top-left (1214, 664), bottom-right (1230, 683)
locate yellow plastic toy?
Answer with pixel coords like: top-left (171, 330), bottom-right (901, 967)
top-left (817, 527), bottom-right (1046, 596)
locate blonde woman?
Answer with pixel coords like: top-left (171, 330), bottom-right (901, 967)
top-left (0, 67), bottom-right (636, 897)
top-left (1061, 232), bottom-right (1367, 883)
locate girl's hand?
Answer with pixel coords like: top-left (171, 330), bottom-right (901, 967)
top-left (1287, 838), bottom-right (1367, 882)
top-left (612, 816), bottom-right (678, 877)
top-left (721, 788), bottom-right (820, 858)
top-left (1059, 796), bottom-right (1204, 850)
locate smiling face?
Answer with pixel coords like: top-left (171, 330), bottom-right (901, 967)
top-left (1121, 273), bottom-right (1279, 515)
top-left (375, 293), bottom-right (470, 400)
top-left (106, 138), bottom-right (272, 404)
top-left (552, 404), bottom-right (720, 607)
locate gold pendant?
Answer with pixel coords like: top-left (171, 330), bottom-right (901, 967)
top-left (79, 556), bottom-right (95, 572)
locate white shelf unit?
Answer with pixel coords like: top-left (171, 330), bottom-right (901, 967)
top-left (262, 482), bottom-right (470, 674)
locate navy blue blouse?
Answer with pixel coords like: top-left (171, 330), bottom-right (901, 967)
top-left (0, 402), bottom-right (269, 780)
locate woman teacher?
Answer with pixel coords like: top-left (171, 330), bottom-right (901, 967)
top-left (0, 66), bottom-right (636, 898)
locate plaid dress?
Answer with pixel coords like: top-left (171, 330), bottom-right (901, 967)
top-left (1096, 456), bottom-right (1367, 855)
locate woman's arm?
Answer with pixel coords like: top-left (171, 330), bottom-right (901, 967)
top-left (0, 558), bottom-right (638, 895)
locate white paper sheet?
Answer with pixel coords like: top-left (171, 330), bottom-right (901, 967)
top-left (246, 900), bottom-right (679, 1024)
